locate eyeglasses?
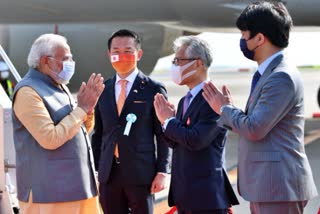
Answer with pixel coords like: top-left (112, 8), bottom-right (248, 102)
top-left (172, 57), bottom-right (198, 65)
top-left (48, 56), bottom-right (74, 62)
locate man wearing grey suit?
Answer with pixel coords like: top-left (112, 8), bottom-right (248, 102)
top-left (203, 1), bottom-right (318, 214)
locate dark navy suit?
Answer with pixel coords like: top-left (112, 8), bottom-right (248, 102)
top-left (165, 89), bottom-right (239, 213)
top-left (91, 71), bottom-right (171, 214)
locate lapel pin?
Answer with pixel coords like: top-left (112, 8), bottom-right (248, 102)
top-left (140, 80), bottom-right (145, 89)
top-left (133, 89), bottom-right (138, 93)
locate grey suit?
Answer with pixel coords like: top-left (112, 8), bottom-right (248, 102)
top-left (219, 54), bottom-right (318, 203)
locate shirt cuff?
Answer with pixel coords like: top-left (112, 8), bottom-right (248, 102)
top-left (220, 104), bottom-right (233, 114)
top-left (74, 107), bottom-right (88, 122)
top-left (157, 172), bottom-right (169, 176)
top-left (162, 117), bottom-right (175, 131)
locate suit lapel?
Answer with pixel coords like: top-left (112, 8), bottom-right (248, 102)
top-left (108, 76), bottom-right (118, 116)
top-left (245, 54), bottom-right (284, 112)
top-left (182, 90), bottom-right (203, 122)
top-left (176, 99), bottom-right (184, 121)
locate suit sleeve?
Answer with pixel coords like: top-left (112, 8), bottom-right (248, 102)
top-left (219, 72), bottom-right (295, 141)
top-left (165, 101), bottom-right (225, 151)
top-left (153, 83), bottom-right (172, 174)
top-left (91, 102), bottom-right (103, 171)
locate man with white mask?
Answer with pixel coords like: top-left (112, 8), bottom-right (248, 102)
top-left (153, 35), bottom-right (239, 214)
top-left (12, 33), bottom-right (105, 214)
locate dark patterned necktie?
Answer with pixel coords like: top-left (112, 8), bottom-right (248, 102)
top-left (250, 71), bottom-right (261, 95)
top-left (182, 91), bottom-right (192, 117)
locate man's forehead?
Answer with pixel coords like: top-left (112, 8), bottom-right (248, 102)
top-left (54, 46), bottom-right (71, 55)
top-left (241, 30), bottom-right (250, 36)
top-left (111, 37), bottom-right (136, 48)
top-left (64, 53), bottom-right (73, 58)
top-left (175, 47), bottom-right (186, 56)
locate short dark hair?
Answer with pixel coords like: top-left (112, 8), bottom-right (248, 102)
top-left (236, 1), bottom-right (292, 48)
top-left (107, 29), bottom-right (141, 50)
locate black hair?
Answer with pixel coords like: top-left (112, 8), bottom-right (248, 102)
top-left (107, 29), bottom-right (141, 50)
top-left (236, 1), bottom-right (292, 48)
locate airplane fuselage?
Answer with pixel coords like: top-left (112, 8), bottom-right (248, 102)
top-left (0, 0), bottom-right (319, 26)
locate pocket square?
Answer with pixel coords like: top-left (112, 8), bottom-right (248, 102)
top-left (133, 100), bottom-right (146, 103)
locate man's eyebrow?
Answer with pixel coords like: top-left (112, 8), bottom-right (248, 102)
top-left (65, 53), bottom-right (73, 58)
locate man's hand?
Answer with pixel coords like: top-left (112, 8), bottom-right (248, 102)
top-left (153, 93), bottom-right (175, 124)
top-left (77, 73), bottom-right (105, 113)
top-left (202, 81), bottom-right (233, 115)
top-left (150, 173), bottom-right (169, 194)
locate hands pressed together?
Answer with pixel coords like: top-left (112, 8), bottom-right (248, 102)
top-left (77, 73), bottom-right (105, 113)
top-left (153, 93), bottom-right (176, 124)
top-left (202, 81), bottom-right (233, 115)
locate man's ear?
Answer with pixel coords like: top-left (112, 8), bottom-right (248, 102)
top-left (40, 56), bottom-right (49, 66)
top-left (38, 56), bottom-right (51, 72)
top-left (106, 51), bottom-right (111, 60)
top-left (256, 33), bottom-right (265, 45)
top-left (196, 58), bottom-right (204, 68)
top-left (137, 49), bottom-right (143, 61)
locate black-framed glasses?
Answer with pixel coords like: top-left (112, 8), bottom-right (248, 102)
top-left (172, 57), bottom-right (198, 65)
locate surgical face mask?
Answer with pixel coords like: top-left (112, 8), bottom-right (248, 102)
top-left (0, 71), bottom-right (10, 79)
top-left (171, 60), bottom-right (197, 85)
top-left (50, 60), bottom-right (75, 85)
top-left (111, 54), bottom-right (136, 75)
top-left (240, 38), bottom-right (255, 60)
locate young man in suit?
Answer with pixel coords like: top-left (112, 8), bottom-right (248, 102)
top-left (203, 1), bottom-right (318, 213)
top-left (91, 29), bottom-right (171, 214)
top-left (153, 35), bottom-right (239, 214)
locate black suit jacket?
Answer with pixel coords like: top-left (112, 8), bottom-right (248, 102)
top-left (92, 71), bottom-right (171, 185)
top-left (165, 90), bottom-right (239, 211)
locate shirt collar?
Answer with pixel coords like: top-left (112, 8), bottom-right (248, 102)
top-left (116, 68), bottom-right (139, 83)
top-left (189, 81), bottom-right (204, 98)
top-left (258, 50), bottom-right (283, 75)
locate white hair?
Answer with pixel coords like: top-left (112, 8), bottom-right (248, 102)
top-left (173, 36), bottom-right (213, 68)
top-left (27, 33), bottom-right (70, 68)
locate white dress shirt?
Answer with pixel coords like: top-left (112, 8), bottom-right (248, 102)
top-left (115, 68), bottom-right (139, 101)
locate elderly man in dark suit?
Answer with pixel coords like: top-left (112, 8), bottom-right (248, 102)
top-left (154, 35), bottom-right (239, 214)
top-left (91, 29), bottom-right (171, 214)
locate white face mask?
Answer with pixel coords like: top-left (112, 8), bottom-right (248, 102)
top-left (170, 60), bottom-right (197, 85)
top-left (0, 71), bottom-right (10, 79)
top-left (50, 61), bottom-right (75, 85)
